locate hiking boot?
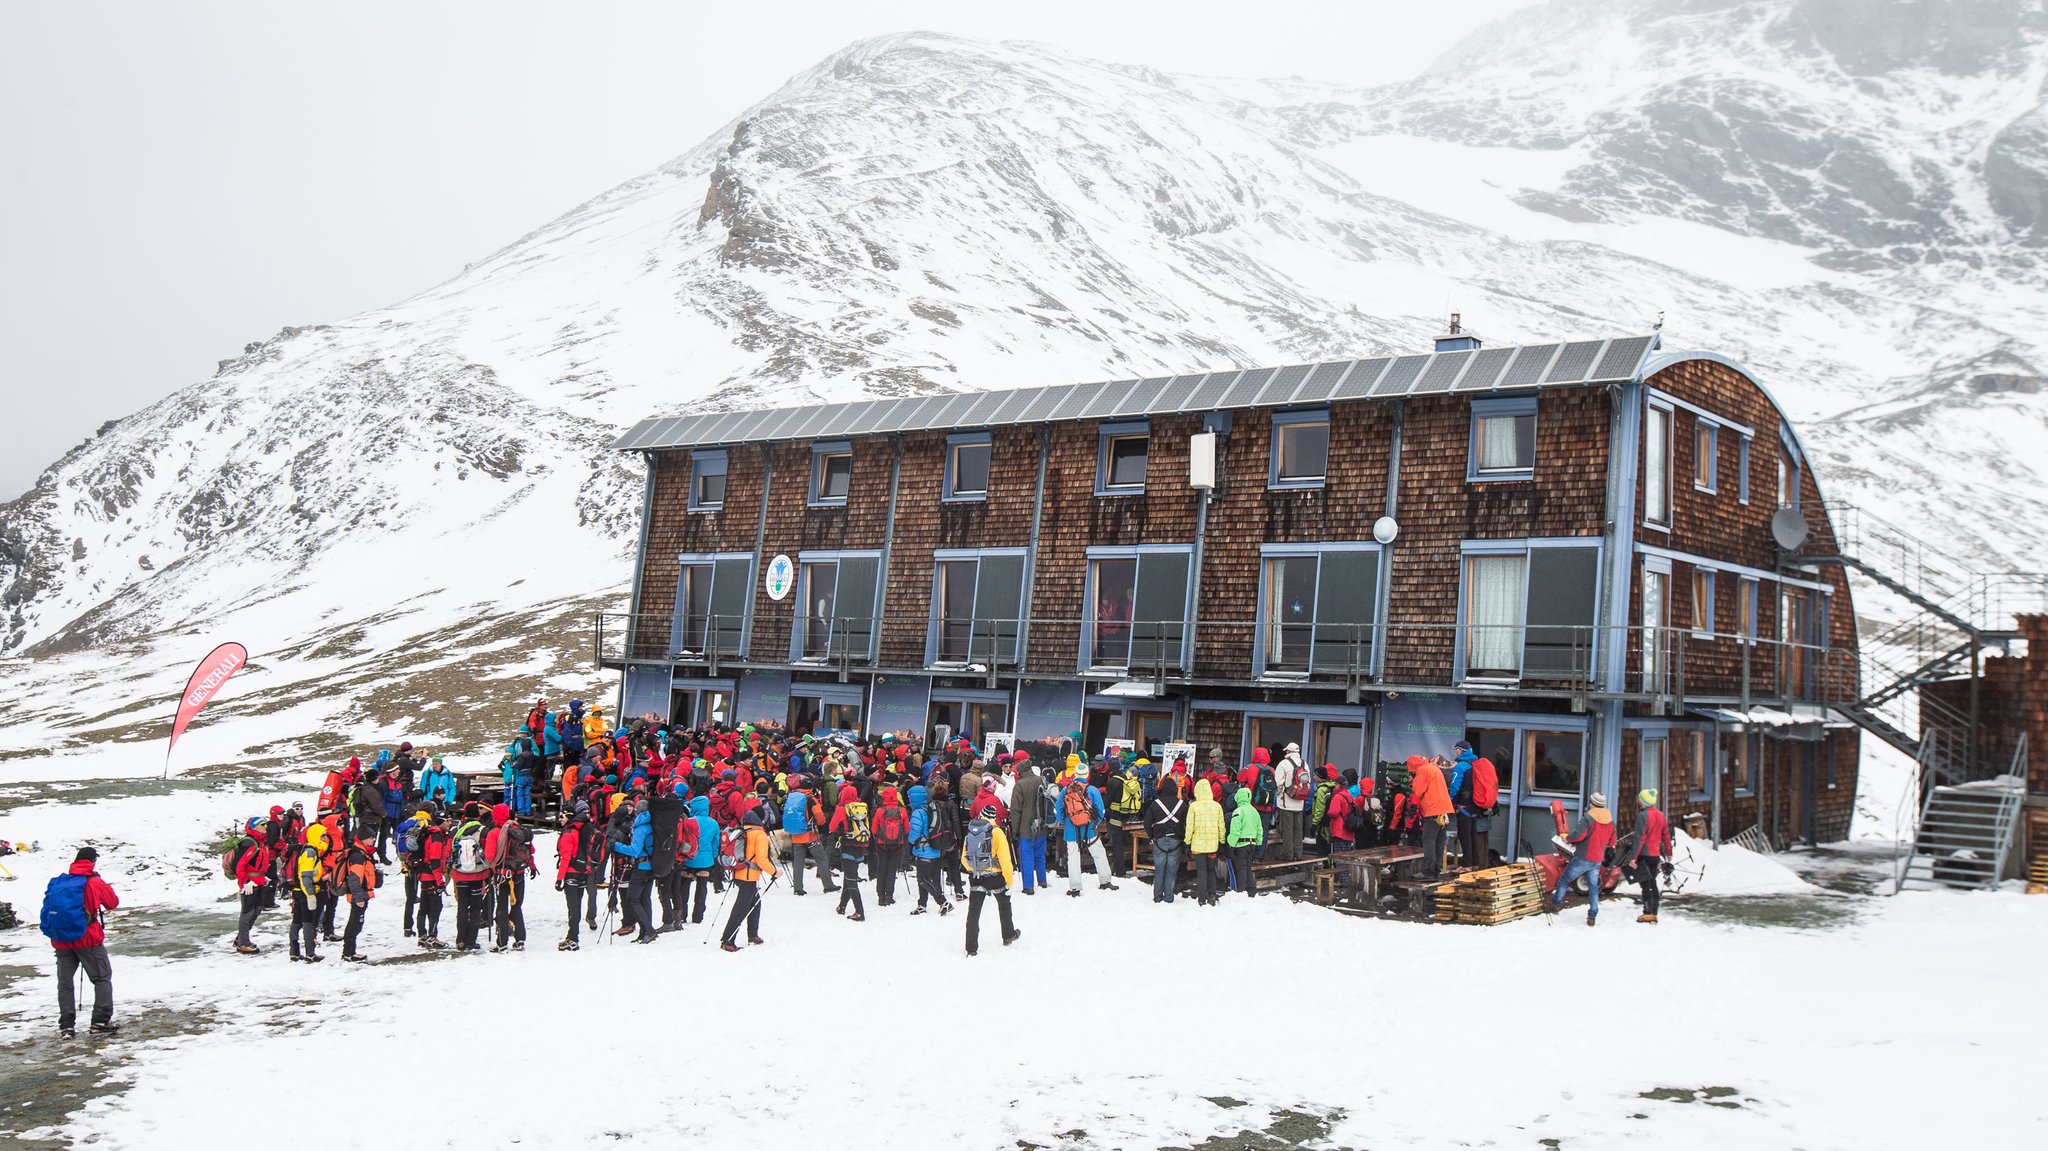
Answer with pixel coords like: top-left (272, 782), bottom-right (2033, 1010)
top-left (822, 884), bottom-right (839, 893)
top-left (965, 946), bottom-right (978, 958)
top-left (559, 939), bottom-right (579, 951)
top-left (634, 933), bottom-right (659, 944)
top-left (1022, 887), bottom-right (1034, 896)
top-left (1098, 882), bottom-right (1119, 891)
top-left (321, 932), bottom-right (342, 943)
top-left (1586, 915), bottom-right (1598, 927)
top-left (1065, 889), bottom-right (1081, 898)
top-left (90, 1021), bottom-right (120, 1035)
top-left (235, 943), bottom-right (260, 955)
top-left (290, 953), bottom-right (304, 963)
top-left (1002, 929), bottom-right (1022, 947)
top-left (512, 941), bottom-right (525, 952)
top-left (720, 941), bottom-right (741, 953)
top-left (747, 935), bottom-right (765, 945)
top-left (1637, 914), bottom-right (1658, 924)
top-left (343, 953), bottom-right (367, 963)
top-left (59, 1026), bottom-right (76, 1038)
top-left (489, 943), bottom-right (509, 953)
top-left (910, 906), bottom-right (928, 916)
top-left (612, 925), bottom-right (635, 937)
top-left (939, 903), bottom-right (954, 916)
top-left (848, 912), bottom-right (866, 923)
top-left (402, 927), bottom-right (414, 938)
top-left (586, 918), bottom-right (598, 930)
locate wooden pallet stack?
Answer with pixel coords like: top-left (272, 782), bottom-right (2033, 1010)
top-left (2027, 858), bottom-right (2048, 896)
top-left (1428, 862), bottom-right (1547, 926)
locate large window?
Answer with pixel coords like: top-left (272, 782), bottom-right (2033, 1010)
top-left (689, 450), bottom-right (727, 511)
top-left (1691, 568), bottom-right (1715, 635)
top-left (944, 433), bottom-right (991, 500)
top-left (1676, 728), bottom-right (1709, 797)
top-left (811, 442), bottom-right (852, 506)
top-left (1527, 730), bottom-right (1584, 797)
top-left (794, 553), bottom-right (880, 660)
top-left (930, 699), bottom-right (1010, 747)
top-left (1097, 421), bottom-right (1149, 494)
top-left (931, 550), bottom-right (1027, 665)
top-left (1693, 421), bottom-right (1718, 492)
top-left (1639, 734), bottom-right (1666, 801)
top-left (1460, 543), bottom-right (1600, 680)
top-left (672, 554), bottom-right (752, 656)
top-left (1645, 402), bottom-right (1672, 528)
top-left (1469, 396), bottom-right (1536, 480)
top-left (1642, 563), bottom-right (1670, 693)
top-left (1720, 730), bottom-right (1753, 794)
top-left (1086, 547), bottom-right (1191, 670)
top-left (1258, 546), bottom-right (1380, 674)
top-left (1270, 410), bottom-right (1330, 488)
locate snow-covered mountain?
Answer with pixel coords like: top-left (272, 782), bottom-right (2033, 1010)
top-left (2, 0), bottom-right (2044, 769)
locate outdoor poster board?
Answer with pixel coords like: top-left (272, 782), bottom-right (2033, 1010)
top-left (1102, 737), bottom-right (1136, 761)
top-left (1160, 741), bottom-right (1197, 775)
top-left (983, 732), bottom-right (1016, 761)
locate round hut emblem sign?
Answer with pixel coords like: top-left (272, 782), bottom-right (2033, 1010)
top-left (764, 554), bottom-right (795, 601)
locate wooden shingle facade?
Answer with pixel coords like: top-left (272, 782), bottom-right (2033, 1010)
top-left (609, 332), bottom-right (1862, 856)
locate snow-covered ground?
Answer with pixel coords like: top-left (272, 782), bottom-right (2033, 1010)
top-left (2, 778), bottom-right (2041, 1149)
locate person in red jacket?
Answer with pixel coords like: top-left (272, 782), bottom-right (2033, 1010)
top-left (1408, 755), bottom-right (1453, 879)
top-left (1550, 792), bottom-right (1618, 925)
top-left (47, 847), bottom-right (121, 1037)
top-left (1630, 788), bottom-right (1675, 923)
top-left (1327, 770), bottom-right (1359, 852)
top-left (231, 816), bottom-right (274, 955)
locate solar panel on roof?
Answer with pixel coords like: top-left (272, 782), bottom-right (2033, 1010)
top-left (1046, 382), bottom-right (1107, 422)
top-left (1333, 358), bottom-right (1390, 400)
top-left (896, 394), bottom-right (954, 432)
top-left (1592, 335), bottom-right (1655, 381)
top-left (1370, 355), bottom-right (1431, 397)
top-left (1411, 350), bottom-right (1471, 395)
top-left (1117, 377), bottom-right (1173, 416)
top-left (680, 411), bottom-right (736, 444)
top-left (954, 390), bottom-right (1007, 428)
top-left (1187, 371), bottom-right (1238, 410)
top-left (1294, 360), bottom-right (1351, 403)
top-left (1254, 364), bottom-right (1312, 405)
top-left (1498, 344), bottom-right (1559, 390)
top-left (1221, 367), bottom-right (1274, 408)
top-left (755, 407), bottom-right (813, 441)
top-left (717, 411), bottom-right (776, 443)
top-left (985, 386), bottom-right (1044, 424)
top-left (1452, 346), bottom-right (1516, 393)
top-left (1148, 374), bottom-right (1208, 415)
top-left (783, 404), bottom-right (844, 441)
top-left (937, 391), bottom-right (989, 430)
top-left (837, 398), bottom-right (895, 436)
top-left (1544, 340), bottom-right (1605, 384)
top-left (613, 419), bottom-right (655, 450)
top-left (1074, 380), bottom-right (1138, 419)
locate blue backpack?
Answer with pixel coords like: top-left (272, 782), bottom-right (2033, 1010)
top-left (40, 873), bottom-right (92, 944)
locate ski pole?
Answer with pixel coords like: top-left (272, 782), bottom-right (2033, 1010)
top-left (702, 876), bottom-right (740, 945)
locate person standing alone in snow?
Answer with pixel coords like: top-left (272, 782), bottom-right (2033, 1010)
top-left (42, 847), bottom-right (121, 1037)
top-left (1629, 788), bottom-right (1674, 923)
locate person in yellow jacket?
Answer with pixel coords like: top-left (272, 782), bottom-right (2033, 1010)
top-left (961, 806), bottom-right (1020, 956)
top-left (720, 809), bottom-right (777, 952)
top-left (291, 825), bottom-right (329, 963)
top-left (1184, 779), bottom-right (1226, 907)
top-left (582, 706), bottom-right (609, 749)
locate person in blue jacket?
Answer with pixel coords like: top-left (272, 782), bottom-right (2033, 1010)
top-left (680, 794), bottom-right (721, 924)
top-left (1062, 772), bottom-right (1118, 896)
top-left (608, 796), bottom-right (658, 943)
top-left (1446, 740), bottom-right (1480, 868)
top-left (562, 701), bottom-right (586, 767)
top-left (907, 784), bottom-right (954, 916)
top-left (377, 769), bottom-right (405, 862)
top-left (421, 755), bottom-right (457, 806)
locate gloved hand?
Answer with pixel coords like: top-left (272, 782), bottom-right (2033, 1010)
top-left (554, 879), bottom-right (564, 891)
top-left (1661, 861), bottom-right (1674, 880)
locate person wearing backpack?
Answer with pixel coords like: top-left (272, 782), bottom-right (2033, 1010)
top-left (486, 803), bottom-right (537, 951)
top-left (339, 836), bottom-right (379, 962)
top-left (649, 789), bottom-right (688, 930)
top-left (229, 816), bottom-right (273, 955)
top-left (1224, 788), bottom-right (1266, 897)
top-left (609, 795), bottom-right (659, 943)
top-left (420, 754), bottom-right (456, 807)
top-left (1007, 764), bottom-right (1046, 895)
top-left (377, 769), bottom-right (405, 863)
top-left (43, 847), bottom-right (121, 1037)
top-left (680, 794), bottom-right (722, 924)
top-left (719, 807), bottom-right (776, 951)
top-left (1107, 762), bottom-right (1144, 878)
top-left (782, 777), bottom-right (831, 896)
top-left (1183, 780), bottom-right (1225, 906)
top-left (554, 801), bottom-right (596, 950)
top-left (394, 809), bottom-right (430, 939)
top-left (870, 785), bottom-right (911, 908)
top-left (1272, 742), bottom-right (1309, 863)
top-left (960, 807), bottom-right (1020, 957)
top-left (291, 826), bottom-right (330, 963)
top-left (905, 783), bottom-right (955, 916)
top-left (413, 810), bottom-right (450, 948)
top-left (828, 782), bottom-right (871, 921)
top-left (1309, 767), bottom-right (1340, 856)
top-left (1060, 771), bottom-right (1116, 897)
top-left (316, 812), bottom-right (347, 941)
top-left (1409, 755), bottom-right (1453, 880)
top-left (1142, 775), bottom-right (1187, 903)
top-left (449, 815), bottom-right (491, 951)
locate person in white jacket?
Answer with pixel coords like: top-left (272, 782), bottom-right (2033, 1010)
top-left (1272, 742), bottom-right (1310, 862)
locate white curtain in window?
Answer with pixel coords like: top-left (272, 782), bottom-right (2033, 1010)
top-left (1480, 416), bottom-right (1521, 470)
top-left (1645, 406), bottom-right (1670, 523)
top-left (1466, 555), bottom-right (1525, 672)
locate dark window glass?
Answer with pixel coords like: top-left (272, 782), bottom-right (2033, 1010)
top-left (1263, 556), bottom-right (1317, 671)
top-left (1524, 547), bottom-right (1599, 678)
top-left (1106, 435), bottom-right (1147, 488)
top-left (1131, 551), bottom-right (1189, 668)
top-left (951, 441), bottom-right (991, 496)
top-left (696, 471), bottom-right (726, 507)
top-left (1091, 559), bottom-right (1137, 666)
top-left (802, 564), bottom-right (837, 658)
top-left (1311, 550), bottom-right (1377, 672)
top-left (937, 560), bottom-right (977, 662)
top-left (1276, 420), bottom-right (1329, 481)
top-left (817, 453), bottom-right (852, 501)
top-left (973, 554), bottom-right (1025, 663)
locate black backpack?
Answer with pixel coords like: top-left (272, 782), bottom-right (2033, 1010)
top-left (1251, 768), bottom-right (1277, 807)
top-left (926, 801), bottom-right (959, 853)
top-left (649, 797), bottom-right (684, 877)
top-left (501, 822), bottom-right (535, 873)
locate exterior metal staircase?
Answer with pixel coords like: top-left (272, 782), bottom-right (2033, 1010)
top-left (1894, 735), bottom-right (2028, 893)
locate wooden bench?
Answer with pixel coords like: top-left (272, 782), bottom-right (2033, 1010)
top-left (1326, 846), bottom-right (1425, 908)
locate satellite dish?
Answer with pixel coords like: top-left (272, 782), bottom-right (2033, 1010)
top-left (1771, 507), bottom-right (1810, 551)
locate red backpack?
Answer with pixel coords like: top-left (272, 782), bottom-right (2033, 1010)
top-left (1471, 758), bottom-right (1500, 809)
top-left (1063, 782), bottom-right (1093, 827)
top-left (1286, 765), bottom-right (1313, 803)
top-left (874, 804), bottom-right (909, 847)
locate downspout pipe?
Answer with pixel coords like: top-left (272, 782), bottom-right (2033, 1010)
top-left (876, 433), bottom-right (904, 675)
top-left (1018, 424), bottom-right (1051, 693)
top-left (1600, 377), bottom-right (1646, 832)
top-left (1374, 400), bottom-right (1403, 683)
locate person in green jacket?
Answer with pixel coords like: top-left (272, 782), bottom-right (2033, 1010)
top-left (1225, 788), bottom-right (1265, 898)
top-left (1184, 779), bottom-right (1226, 907)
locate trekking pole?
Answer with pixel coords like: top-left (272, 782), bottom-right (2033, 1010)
top-left (702, 878), bottom-right (738, 946)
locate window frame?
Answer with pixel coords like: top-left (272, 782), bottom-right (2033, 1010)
top-left (671, 551), bottom-right (755, 658)
top-left (1252, 541), bottom-right (1383, 678)
top-left (1644, 400), bottom-right (1673, 530)
top-left (1268, 408), bottom-right (1331, 490)
top-left (925, 547), bottom-right (1030, 667)
top-left (1737, 435), bottom-right (1751, 504)
top-left (810, 441), bottom-right (853, 507)
top-left (1080, 543), bottom-right (1194, 673)
top-left (1691, 567), bottom-right (1716, 637)
top-left (789, 549), bottom-right (882, 662)
top-left (1095, 420), bottom-right (1151, 496)
top-left (943, 431), bottom-right (992, 502)
top-left (688, 450), bottom-right (728, 512)
top-left (1693, 420), bottom-right (1718, 493)
top-left (1453, 538), bottom-right (1603, 684)
top-left (1467, 395), bottom-right (1538, 482)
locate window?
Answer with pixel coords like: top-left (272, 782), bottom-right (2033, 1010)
top-left (1645, 402), bottom-right (1672, 527)
top-left (1639, 735), bottom-right (1666, 801)
top-left (1775, 457), bottom-right (1790, 509)
top-left (1670, 728), bottom-right (1710, 797)
top-left (930, 550), bottom-right (1027, 665)
top-left (793, 553), bottom-right (880, 660)
top-left (1459, 543), bottom-right (1600, 680)
top-left (671, 554), bottom-right (752, 656)
top-left (1270, 410), bottom-right (1330, 488)
top-left (1258, 546), bottom-right (1380, 674)
top-left (1642, 563), bottom-right (1670, 693)
top-left (1248, 716), bottom-right (1306, 764)
top-left (929, 700), bottom-right (1010, 747)
top-left (1737, 436), bottom-right (1751, 504)
top-left (1721, 731), bottom-right (1753, 794)
top-left (789, 694), bottom-right (863, 737)
top-left (944, 433), bottom-right (991, 500)
top-left (811, 442), bottom-right (852, 505)
top-left (1086, 547), bottom-right (1191, 669)
top-left (1691, 568), bottom-right (1715, 635)
top-left (1097, 421), bottom-right (1149, 494)
top-left (1469, 396), bottom-right (1536, 480)
top-left (1312, 721), bottom-right (1366, 777)
top-left (1741, 577), bottom-right (1760, 643)
top-left (1693, 422), bottom-right (1717, 492)
top-left (1781, 587), bottom-right (1811, 696)
top-left (689, 450), bottom-right (727, 511)
top-left (1526, 730), bottom-right (1584, 798)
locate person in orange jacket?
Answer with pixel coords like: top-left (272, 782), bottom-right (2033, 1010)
top-left (720, 808), bottom-right (777, 952)
top-left (1408, 755), bottom-right (1453, 880)
top-left (339, 837), bottom-right (379, 962)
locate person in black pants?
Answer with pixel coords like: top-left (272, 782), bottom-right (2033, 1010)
top-left (454, 878), bottom-right (485, 950)
top-left (493, 873), bottom-right (527, 951)
top-left (962, 810), bottom-right (1020, 957)
top-left (720, 810), bottom-right (775, 951)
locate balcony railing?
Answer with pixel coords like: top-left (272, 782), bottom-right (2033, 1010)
top-left (596, 611), bottom-right (1856, 708)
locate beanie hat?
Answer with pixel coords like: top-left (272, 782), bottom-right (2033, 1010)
top-left (1453, 740), bottom-right (1472, 752)
top-left (573, 801), bottom-right (590, 818)
top-left (1590, 792), bottom-right (1608, 808)
top-left (1638, 788), bottom-right (1659, 807)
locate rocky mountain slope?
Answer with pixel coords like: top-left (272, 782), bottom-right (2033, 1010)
top-left (1, 0), bottom-right (2042, 771)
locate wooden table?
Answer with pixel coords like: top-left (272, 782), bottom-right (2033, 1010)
top-left (1327, 846), bottom-right (1425, 907)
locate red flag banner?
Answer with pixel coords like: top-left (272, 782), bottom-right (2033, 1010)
top-left (169, 642), bottom-right (248, 757)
